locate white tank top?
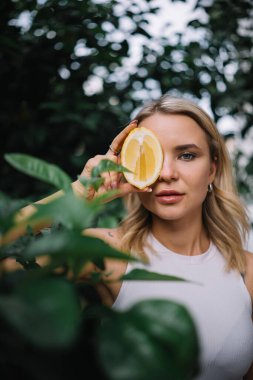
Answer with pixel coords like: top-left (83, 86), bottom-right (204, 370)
top-left (112, 233), bottom-right (253, 380)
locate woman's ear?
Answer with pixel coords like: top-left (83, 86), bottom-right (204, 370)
top-left (209, 158), bottom-right (217, 181)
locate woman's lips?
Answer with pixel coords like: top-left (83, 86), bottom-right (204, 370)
top-left (155, 190), bottom-right (185, 204)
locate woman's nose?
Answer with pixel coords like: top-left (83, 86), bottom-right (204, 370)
top-left (158, 156), bottom-right (179, 182)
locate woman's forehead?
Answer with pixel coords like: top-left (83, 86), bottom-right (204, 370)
top-left (139, 113), bottom-right (208, 145)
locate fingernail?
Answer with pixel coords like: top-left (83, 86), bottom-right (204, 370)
top-left (144, 187), bottom-right (152, 192)
top-left (112, 182), bottom-right (118, 189)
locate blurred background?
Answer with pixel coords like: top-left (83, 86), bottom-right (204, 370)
top-left (1, 0), bottom-right (253, 247)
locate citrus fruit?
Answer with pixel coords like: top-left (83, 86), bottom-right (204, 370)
top-left (121, 127), bottom-right (163, 189)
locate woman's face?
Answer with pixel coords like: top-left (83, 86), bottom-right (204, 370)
top-left (137, 113), bottom-right (217, 223)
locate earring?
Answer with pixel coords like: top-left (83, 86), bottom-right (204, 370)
top-left (208, 183), bottom-right (213, 193)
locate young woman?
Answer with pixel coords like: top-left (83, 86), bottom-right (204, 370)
top-left (73, 95), bottom-right (253, 380)
top-left (7, 95), bottom-right (253, 379)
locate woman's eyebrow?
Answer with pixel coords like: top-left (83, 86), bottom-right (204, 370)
top-left (174, 144), bottom-right (201, 151)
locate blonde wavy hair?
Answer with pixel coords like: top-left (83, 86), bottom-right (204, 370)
top-left (119, 95), bottom-right (250, 273)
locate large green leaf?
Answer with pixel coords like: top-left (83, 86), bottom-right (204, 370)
top-left (97, 299), bottom-right (200, 380)
top-left (4, 154), bottom-right (72, 192)
top-left (0, 277), bottom-right (81, 348)
top-left (23, 231), bottom-right (139, 275)
top-left (28, 191), bottom-right (102, 231)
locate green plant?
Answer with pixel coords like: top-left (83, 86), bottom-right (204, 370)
top-left (0, 154), bottom-right (200, 380)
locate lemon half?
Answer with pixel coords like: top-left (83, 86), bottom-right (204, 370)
top-left (121, 127), bottom-right (163, 189)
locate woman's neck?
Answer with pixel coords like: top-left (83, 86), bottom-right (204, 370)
top-left (151, 215), bottom-right (210, 256)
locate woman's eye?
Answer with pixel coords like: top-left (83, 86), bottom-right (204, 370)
top-left (179, 152), bottom-right (196, 161)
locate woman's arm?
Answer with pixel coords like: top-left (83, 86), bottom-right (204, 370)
top-left (1, 181), bottom-right (84, 246)
top-left (16, 180), bottom-right (85, 221)
top-left (1, 120), bottom-right (140, 246)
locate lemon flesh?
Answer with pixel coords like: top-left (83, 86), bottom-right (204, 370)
top-left (121, 127), bottom-right (163, 189)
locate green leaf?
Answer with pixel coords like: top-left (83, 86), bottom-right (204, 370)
top-left (0, 192), bottom-right (28, 234)
top-left (78, 175), bottom-right (104, 191)
top-left (23, 231), bottom-right (139, 275)
top-left (98, 299), bottom-right (200, 380)
top-left (28, 191), bottom-right (102, 230)
top-left (120, 268), bottom-right (194, 283)
top-left (0, 229), bottom-right (37, 261)
top-left (91, 159), bottom-right (131, 178)
top-left (4, 154), bottom-right (72, 192)
top-left (0, 277), bottom-right (81, 348)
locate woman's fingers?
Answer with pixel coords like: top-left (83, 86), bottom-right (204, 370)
top-left (80, 155), bottom-right (105, 178)
top-left (78, 154), bottom-right (120, 198)
top-left (105, 120), bottom-right (138, 158)
top-left (102, 120), bottom-right (138, 191)
top-left (100, 154), bottom-right (120, 190)
top-left (78, 120), bottom-right (140, 201)
top-left (86, 186), bottom-right (96, 201)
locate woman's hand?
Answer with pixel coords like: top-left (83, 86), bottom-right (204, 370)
top-left (73, 120), bottom-right (151, 201)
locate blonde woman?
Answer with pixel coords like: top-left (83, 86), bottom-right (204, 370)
top-left (8, 95), bottom-right (253, 379)
top-left (76, 95), bottom-right (253, 380)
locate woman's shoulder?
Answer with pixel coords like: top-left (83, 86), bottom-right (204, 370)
top-left (84, 227), bottom-right (122, 250)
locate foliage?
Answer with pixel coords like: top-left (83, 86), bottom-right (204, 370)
top-left (187, 0), bottom-right (253, 200)
top-left (0, 0), bottom-right (160, 199)
top-left (0, 154), bottom-right (200, 380)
